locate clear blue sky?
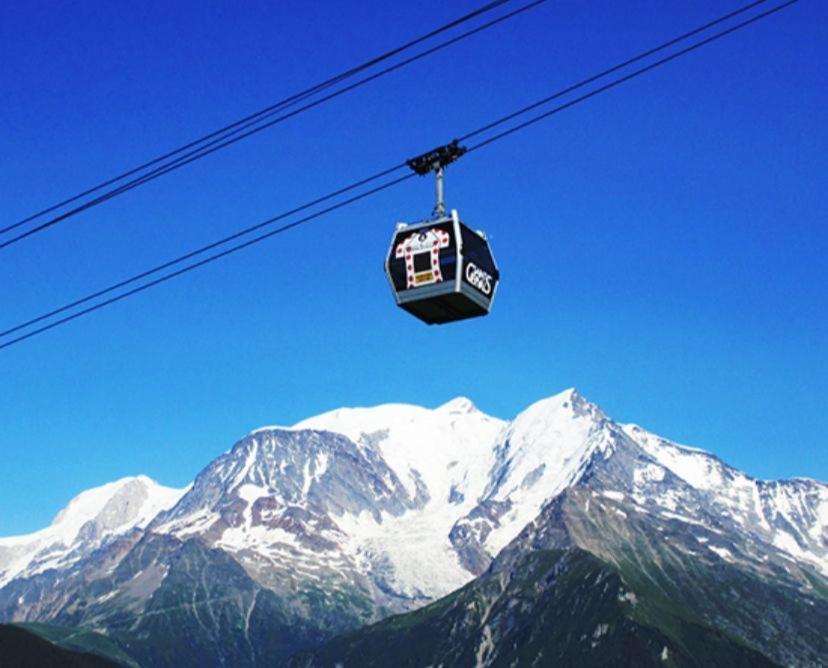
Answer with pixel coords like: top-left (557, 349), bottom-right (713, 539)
top-left (1, 0), bottom-right (825, 535)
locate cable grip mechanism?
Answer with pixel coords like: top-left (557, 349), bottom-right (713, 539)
top-left (407, 140), bottom-right (467, 219)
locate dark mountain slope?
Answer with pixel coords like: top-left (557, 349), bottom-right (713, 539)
top-left (15, 622), bottom-right (137, 666)
top-left (97, 535), bottom-right (327, 668)
top-left (292, 547), bottom-right (778, 668)
top-left (295, 466), bottom-right (828, 668)
top-left (0, 624), bottom-right (119, 667)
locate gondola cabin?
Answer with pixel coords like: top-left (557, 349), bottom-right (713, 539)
top-left (385, 209), bottom-right (499, 325)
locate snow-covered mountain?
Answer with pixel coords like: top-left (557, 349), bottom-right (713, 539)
top-left (295, 394), bottom-right (828, 668)
top-left (0, 475), bottom-right (185, 587)
top-left (450, 391), bottom-right (616, 573)
top-left (622, 422), bottom-right (828, 575)
top-left (0, 390), bottom-right (825, 667)
top-left (144, 397), bottom-right (506, 606)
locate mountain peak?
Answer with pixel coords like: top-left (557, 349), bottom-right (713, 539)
top-left (511, 388), bottom-right (604, 428)
top-left (50, 475), bottom-right (180, 533)
top-left (436, 396), bottom-right (478, 414)
top-left (446, 388), bottom-right (615, 570)
top-left (555, 387), bottom-right (591, 410)
top-left (0, 475), bottom-right (185, 587)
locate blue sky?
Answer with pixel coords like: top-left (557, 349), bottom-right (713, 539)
top-left (1, 0), bottom-right (825, 535)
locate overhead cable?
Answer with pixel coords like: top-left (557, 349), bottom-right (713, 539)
top-left (0, 0), bottom-right (798, 350)
top-left (0, 0), bottom-right (511, 236)
top-left (0, 0), bottom-right (777, 342)
top-left (0, 0), bottom-right (546, 250)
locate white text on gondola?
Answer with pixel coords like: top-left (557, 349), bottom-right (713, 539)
top-left (465, 262), bottom-right (493, 295)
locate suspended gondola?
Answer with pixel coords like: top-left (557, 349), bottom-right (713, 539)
top-left (385, 141), bottom-right (499, 325)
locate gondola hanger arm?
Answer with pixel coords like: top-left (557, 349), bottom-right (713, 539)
top-left (407, 140), bottom-right (467, 218)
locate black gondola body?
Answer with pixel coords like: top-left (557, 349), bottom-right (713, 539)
top-left (385, 208), bottom-right (499, 324)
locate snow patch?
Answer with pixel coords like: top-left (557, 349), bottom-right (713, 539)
top-left (708, 545), bottom-right (733, 561)
top-left (633, 463), bottom-right (665, 486)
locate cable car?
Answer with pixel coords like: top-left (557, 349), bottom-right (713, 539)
top-left (385, 141), bottom-right (500, 325)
